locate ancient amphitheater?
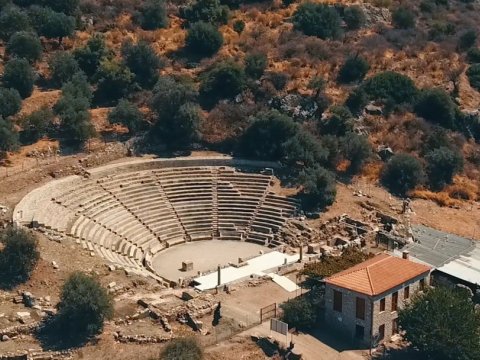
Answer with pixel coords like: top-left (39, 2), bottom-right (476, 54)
top-left (13, 156), bottom-right (300, 286)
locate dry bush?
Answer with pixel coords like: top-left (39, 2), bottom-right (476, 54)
top-left (410, 189), bottom-right (461, 207)
top-left (445, 177), bottom-right (479, 201)
top-left (361, 161), bottom-right (383, 182)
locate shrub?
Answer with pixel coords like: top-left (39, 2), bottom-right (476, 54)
top-left (28, 6), bottom-right (75, 43)
top-left (108, 99), bottom-right (143, 134)
top-left (60, 72), bottom-right (93, 104)
top-left (319, 106), bottom-right (353, 136)
top-left (58, 101), bottom-right (95, 145)
top-left (160, 337), bottom-right (203, 360)
top-left (199, 61), bottom-right (246, 109)
top-left (392, 6), bottom-right (415, 29)
top-left (245, 52), bottom-right (267, 79)
top-left (345, 87), bottom-right (368, 115)
top-left (341, 132), bottom-right (371, 173)
top-left (467, 64), bottom-right (480, 91)
top-left (0, 117), bottom-right (19, 153)
top-left (48, 52), bottom-right (80, 87)
top-left (265, 72), bottom-right (288, 91)
top-left (293, 3), bottom-right (342, 40)
top-left (282, 130), bottom-right (328, 168)
top-left (182, 0), bottom-right (229, 26)
top-left (458, 29), bottom-right (477, 51)
top-left (425, 147), bottom-right (463, 190)
top-left (185, 22), bottom-right (224, 58)
top-left (52, 272), bottom-right (113, 342)
top-left (428, 22), bottom-right (455, 42)
top-left (166, 102), bottom-right (203, 148)
top-left (421, 126), bottom-right (453, 155)
top-left (467, 48), bottom-right (480, 63)
top-left (233, 19), bottom-right (245, 34)
top-left (121, 40), bottom-right (164, 89)
top-left (280, 297), bottom-right (317, 330)
top-left (414, 88), bottom-right (457, 129)
top-left (0, 227), bottom-right (39, 289)
top-left (20, 106), bottom-right (54, 142)
top-left (2, 58), bottom-right (35, 99)
top-left (298, 165), bottom-right (337, 210)
top-left (94, 60), bottom-right (134, 104)
top-left (6, 31), bottom-right (42, 63)
top-left (0, 88), bottom-right (22, 118)
top-left (362, 71), bottom-right (418, 105)
top-left (338, 55), bottom-right (369, 83)
top-left (343, 5), bottom-right (366, 30)
top-left (0, 5), bottom-right (31, 41)
top-left (138, 0), bottom-right (168, 30)
top-left (399, 287), bottom-right (480, 360)
top-left (381, 153), bottom-right (425, 195)
top-left (74, 34), bottom-right (111, 78)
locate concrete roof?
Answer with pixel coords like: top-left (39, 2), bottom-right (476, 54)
top-left (437, 247), bottom-right (480, 286)
top-left (403, 225), bottom-right (476, 268)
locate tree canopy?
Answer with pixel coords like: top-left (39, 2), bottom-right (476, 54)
top-left (121, 40), bottom-right (164, 89)
top-left (298, 165), bottom-right (337, 211)
top-left (0, 227), bottom-right (39, 289)
top-left (6, 31), bottom-right (42, 63)
top-left (2, 58), bottom-right (35, 98)
top-left (399, 286), bottom-right (480, 360)
top-left (160, 337), bottom-right (204, 360)
top-left (293, 3), bottom-right (342, 40)
top-left (381, 153), bottom-right (425, 196)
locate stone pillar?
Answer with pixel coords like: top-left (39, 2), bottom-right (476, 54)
top-left (217, 265), bottom-right (221, 286)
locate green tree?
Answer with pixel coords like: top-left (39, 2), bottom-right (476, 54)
top-left (282, 130), bottom-right (328, 168)
top-left (298, 166), bottom-right (336, 210)
top-left (0, 227), bottom-right (39, 289)
top-left (345, 87), bottom-right (368, 115)
top-left (48, 52), bottom-right (80, 87)
top-left (239, 110), bottom-right (298, 161)
top-left (362, 71), bottom-right (418, 105)
top-left (121, 40), bottom-right (164, 89)
top-left (245, 52), bottom-right (267, 79)
top-left (60, 72), bottom-right (93, 104)
top-left (0, 5), bottom-right (31, 41)
top-left (53, 272), bottom-right (113, 341)
top-left (185, 21), bottom-right (224, 58)
top-left (2, 58), bottom-right (35, 99)
top-left (138, 0), bottom-right (168, 30)
top-left (6, 31), bottom-right (42, 63)
top-left (467, 64), bottom-right (480, 91)
top-left (414, 88), bottom-right (457, 129)
top-left (319, 106), bottom-right (354, 136)
top-left (199, 61), bottom-right (245, 109)
top-left (281, 297), bottom-right (317, 330)
top-left (42, 0), bottom-right (79, 15)
top-left (0, 88), bottom-right (22, 118)
top-left (343, 5), bottom-right (366, 30)
top-left (399, 287), bottom-right (480, 360)
top-left (182, 0), bottom-right (229, 26)
top-left (341, 132), bottom-right (371, 173)
top-left (0, 117), bottom-right (19, 154)
top-left (467, 48), bottom-right (480, 63)
top-left (233, 20), bottom-right (245, 34)
top-left (20, 106), bottom-right (54, 142)
top-left (425, 146), bottom-right (463, 190)
top-left (150, 75), bottom-right (197, 117)
top-left (392, 6), bottom-right (415, 29)
top-left (160, 337), bottom-right (203, 360)
top-left (381, 153), bottom-right (425, 196)
top-left (28, 6), bottom-right (75, 43)
top-left (74, 34), bottom-right (111, 78)
top-left (108, 99), bottom-right (144, 134)
top-left (293, 3), bottom-right (342, 40)
top-left (94, 60), bottom-right (134, 103)
top-left (338, 55), bottom-right (369, 83)
top-left (159, 102), bottom-right (202, 148)
top-left (58, 102), bottom-right (95, 145)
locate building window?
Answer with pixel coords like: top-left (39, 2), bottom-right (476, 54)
top-left (356, 297), bottom-right (366, 320)
top-left (378, 324), bottom-right (385, 340)
top-left (391, 291), bottom-right (398, 312)
top-left (404, 285), bottom-right (410, 299)
top-left (379, 298), bottom-right (385, 312)
top-left (333, 290), bottom-right (342, 312)
top-left (355, 325), bottom-right (365, 340)
top-left (420, 278), bottom-right (425, 291)
top-left (392, 318), bottom-right (399, 335)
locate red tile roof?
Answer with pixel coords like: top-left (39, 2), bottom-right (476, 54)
top-left (325, 253), bottom-right (431, 296)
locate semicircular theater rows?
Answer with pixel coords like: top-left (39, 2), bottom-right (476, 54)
top-left (19, 166), bottom-right (299, 279)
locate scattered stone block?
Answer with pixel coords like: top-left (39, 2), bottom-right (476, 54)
top-left (181, 261), bottom-right (193, 272)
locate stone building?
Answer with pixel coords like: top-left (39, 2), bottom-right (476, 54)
top-left (324, 252), bottom-right (431, 346)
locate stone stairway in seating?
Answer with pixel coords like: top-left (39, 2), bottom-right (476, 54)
top-left (14, 164), bottom-right (299, 279)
